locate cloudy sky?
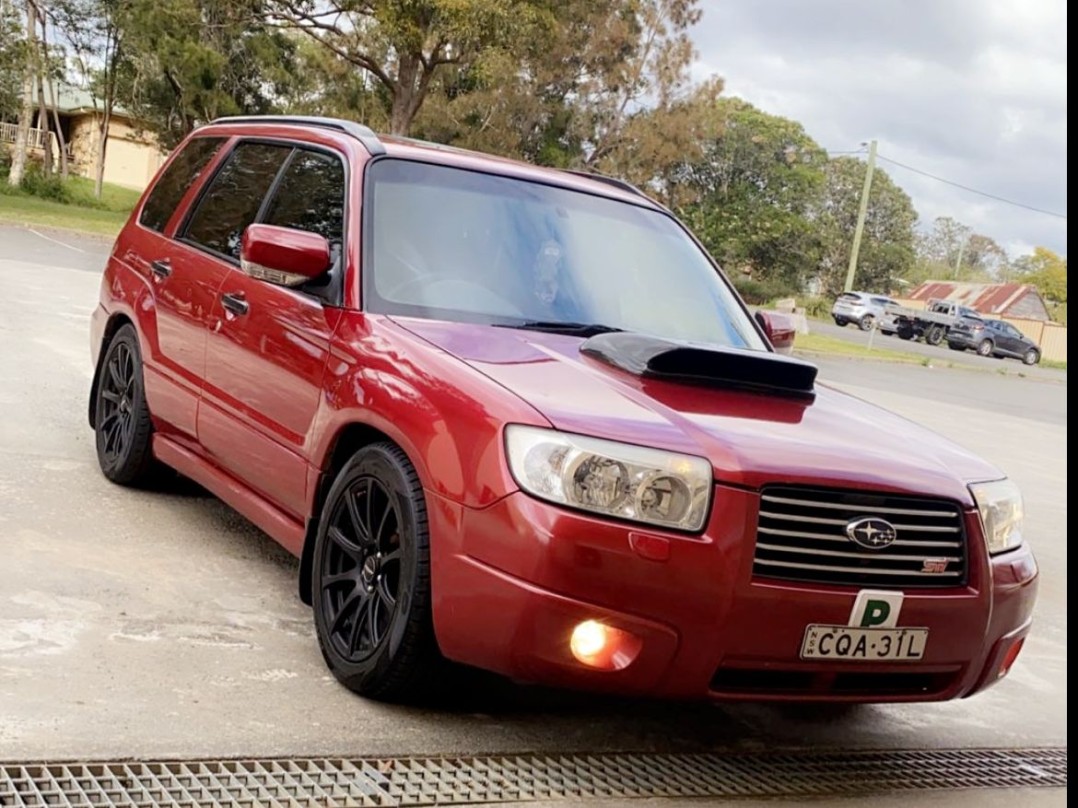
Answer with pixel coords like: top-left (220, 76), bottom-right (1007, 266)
top-left (691, 0), bottom-right (1068, 259)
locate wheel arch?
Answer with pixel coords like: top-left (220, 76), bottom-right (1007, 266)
top-left (299, 421), bottom-right (405, 605)
top-left (88, 312), bottom-right (136, 429)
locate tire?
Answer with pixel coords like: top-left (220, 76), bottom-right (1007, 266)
top-left (925, 325), bottom-right (945, 346)
top-left (897, 324), bottom-right (914, 340)
top-left (312, 442), bottom-right (440, 702)
top-left (1023, 348), bottom-right (1040, 366)
top-left (94, 324), bottom-right (157, 486)
top-left (976, 339), bottom-right (994, 357)
top-left (947, 342), bottom-right (965, 351)
top-left (858, 314), bottom-right (875, 332)
top-left (833, 317), bottom-right (848, 327)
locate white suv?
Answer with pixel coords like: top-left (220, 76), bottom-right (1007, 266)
top-left (831, 291), bottom-right (896, 332)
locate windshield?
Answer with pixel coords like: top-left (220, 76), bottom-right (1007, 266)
top-left (363, 159), bottom-right (766, 350)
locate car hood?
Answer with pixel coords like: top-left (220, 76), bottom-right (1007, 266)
top-left (394, 318), bottom-right (1001, 505)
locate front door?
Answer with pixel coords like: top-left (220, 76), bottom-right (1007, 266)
top-left (198, 146), bottom-right (348, 520)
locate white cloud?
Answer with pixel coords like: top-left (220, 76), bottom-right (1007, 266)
top-left (690, 0), bottom-right (1068, 258)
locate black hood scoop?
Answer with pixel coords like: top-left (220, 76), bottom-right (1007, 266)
top-left (580, 332), bottom-right (817, 398)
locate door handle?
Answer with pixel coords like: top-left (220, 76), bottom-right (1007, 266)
top-left (150, 258), bottom-right (172, 278)
top-left (221, 291), bottom-right (249, 316)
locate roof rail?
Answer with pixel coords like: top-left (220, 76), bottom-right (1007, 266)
top-left (561, 168), bottom-right (649, 199)
top-left (209, 115), bottom-right (385, 156)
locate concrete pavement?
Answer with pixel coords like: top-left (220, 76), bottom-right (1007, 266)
top-left (0, 224), bottom-right (1067, 802)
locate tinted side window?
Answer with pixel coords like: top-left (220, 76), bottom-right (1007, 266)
top-left (183, 142), bottom-right (292, 259)
top-left (139, 137), bottom-right (225, 232)
top-left (262, 150), bottom-right (345, 246)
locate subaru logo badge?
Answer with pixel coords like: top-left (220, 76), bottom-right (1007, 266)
top-left (846, 517), bottom-right (898, 550)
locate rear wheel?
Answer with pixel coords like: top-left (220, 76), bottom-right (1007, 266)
top-left (976, 339), bottom-right (994, 357)
top-left (897, 324), bottom-right (914, 340)
top-left (948, 342), bottom-right (965, 351)
top-left (925, 325), bottom-right (945, 345)
top-left (858, 314), bottom-right (875, 331)
top-left (312, 442), bottom-right (440, 702)
top-left (833, 317), bottom-right (848, 327)
top-left (1023, 348), bottom-right (1040, 366)
top-left (94, 325), bottom-right (157, 486)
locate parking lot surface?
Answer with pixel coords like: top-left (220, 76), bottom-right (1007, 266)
top-left (0, 225), bottom-right (1066, 804)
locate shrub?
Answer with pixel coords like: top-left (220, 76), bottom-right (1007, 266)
top-left (20, 163), bottom-right (70, 203)
top-left (731, 275), bottom-right (798, 306)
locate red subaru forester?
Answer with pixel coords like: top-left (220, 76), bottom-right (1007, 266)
top-left (89, 116), bottom-right (1037, 703)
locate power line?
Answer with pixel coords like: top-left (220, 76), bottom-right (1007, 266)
top-left (875, 153), bottom-right (1067, 220)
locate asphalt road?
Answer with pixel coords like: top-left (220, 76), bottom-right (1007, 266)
top-left (811, 316), bottom-right (1067, 380)
top-left (0, 225), bottom-right (1067, 805)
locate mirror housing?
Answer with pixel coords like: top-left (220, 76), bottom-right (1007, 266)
top-left (240, 224), bottom-right (330, 287)
top-left (755, 310), bottom-right (797, 355)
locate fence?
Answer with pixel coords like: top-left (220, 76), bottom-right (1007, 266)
top-left (0, 121), bottom-right (63, 156)
top-left (893, 298), bottom-right (1067, 363)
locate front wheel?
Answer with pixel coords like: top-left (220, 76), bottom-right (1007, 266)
top-left (312, 442), bottom-right (440, 702)
top-left (94, 324), bottom-right (157, 485)
top-left (1023, 348), bottom-right (1040, 366)
top-left (977, 339), bottom-right (994, 357)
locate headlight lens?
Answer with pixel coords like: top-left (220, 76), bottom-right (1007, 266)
top-left (505, 425), bottom-right (713, 531)
top-left (970, 478), bottom-right (1024, 554)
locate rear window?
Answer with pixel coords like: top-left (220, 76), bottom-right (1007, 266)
top-left (139, 137), bottom-right (225, 233)
top-left (837, 293), bottom-right (862, 301)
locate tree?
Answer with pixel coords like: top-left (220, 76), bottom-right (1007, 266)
top-left (0, 1), bottom-right (24, 123)
top-left (818, 156), bottom-right (917, 295)
top-left (270, 0), bottom-right (551, 136)
top-left (6, 0), bottom-right (35, 188)
top-left (51, 0), bottom-right (127, 197)
top-left (1014, 246), bottom-right (1067, 303)
top-left (116, 0), bottom-right (296, 148)
top-left (680, 98), bottom-right (827, 293)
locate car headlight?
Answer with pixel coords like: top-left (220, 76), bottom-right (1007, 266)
top-left (970, 479), bottom-right (1024, 554)
top-left (505, 425), bottom-right (713, 531)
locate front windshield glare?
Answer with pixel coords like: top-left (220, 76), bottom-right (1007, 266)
top-left (365, 159), bottom-right (766, 350)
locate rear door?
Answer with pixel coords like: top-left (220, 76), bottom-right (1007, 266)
top-left (997, 322), bottom-right (1027, 356)
top-left (198, 146), bottom-right (348, 520)
top-left (120, 136), bottom-right (227, 438)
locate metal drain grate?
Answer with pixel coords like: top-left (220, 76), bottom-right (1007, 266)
top-left (1, 747), bottom-right (1066, 807)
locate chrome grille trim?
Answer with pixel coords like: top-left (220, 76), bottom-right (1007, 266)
top-left (761, 494), bottom-right (959, 518)
top-left (754, 486), bottom-right (968, 588)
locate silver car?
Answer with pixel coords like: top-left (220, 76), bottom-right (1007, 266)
top-left (831, 291), bottom-right (896, 332)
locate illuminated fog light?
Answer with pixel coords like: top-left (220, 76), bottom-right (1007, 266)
top-left (569, 620), bottom-right (643, 671)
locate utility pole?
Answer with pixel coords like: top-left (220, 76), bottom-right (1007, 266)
top-left (953, 239), bottom-right (966, 279)
top-left (843, 139), bottom-right (878, 292)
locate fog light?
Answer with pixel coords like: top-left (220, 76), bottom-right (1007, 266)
top-left (998, 637), bottom-right (1026, 679)
top-left (569, 620), bottom-right (643, 671)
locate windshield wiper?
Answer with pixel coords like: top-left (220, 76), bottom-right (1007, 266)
top-left (495, 320), bottom-right (625, 337)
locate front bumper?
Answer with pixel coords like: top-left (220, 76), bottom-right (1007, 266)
top-left (427, 485), bottom-right (1038, 701)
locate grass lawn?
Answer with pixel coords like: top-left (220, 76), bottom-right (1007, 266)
top-left (794, 332), bottom-right (927, 364)
top-left (0, 175), bottom-right (139, 237)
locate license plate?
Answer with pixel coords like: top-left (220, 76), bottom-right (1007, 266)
top-left (800, 625), bottom-right (928, 661)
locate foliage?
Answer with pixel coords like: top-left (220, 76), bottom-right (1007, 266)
top-left (911, 216), bottom-right (1008, 283)
top-left (270, 0), bottom-right (553, 136)
top-left (1013, 246), bottom-right (1067, 303)
top-left (0, 2), bottom-right (24, 121)
top-left (116, 0), bottom-right (297, 148)
top-left (681, 98), bottom-right (826, 291)
top-left (816, 156), bottom-right (917, 296)
top-left (729, 273), bottom-right (799, 305)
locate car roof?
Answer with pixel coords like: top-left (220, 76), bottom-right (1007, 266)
top-left (202, 116), bottom-right (662, 212)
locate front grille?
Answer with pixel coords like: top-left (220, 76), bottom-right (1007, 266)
top-left (753, 486), bottom-right (967, 588)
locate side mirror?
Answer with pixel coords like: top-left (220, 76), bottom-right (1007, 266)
top-left (240, 224), bottom-right (330, 287)
top-left (755, 310), bottom-right (797, 355)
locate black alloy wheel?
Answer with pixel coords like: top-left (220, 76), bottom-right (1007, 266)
top-left (94, 324), bottom-right (156, 485)
top-left (312, 443), bottom-right (439, 701)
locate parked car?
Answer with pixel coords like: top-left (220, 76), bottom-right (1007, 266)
top-left (948, 317), bottom-right (1042, 365)
top-left (831, 291), bottom-right (897, 331)
top-left (890, 300), bottom-right (981, 345)
top-left (89, 116), bottom-right (1036, 705)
